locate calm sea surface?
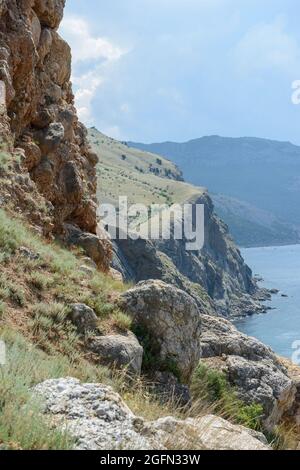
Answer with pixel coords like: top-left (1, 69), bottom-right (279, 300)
top-left (234, 245), bottom-right (300, 359)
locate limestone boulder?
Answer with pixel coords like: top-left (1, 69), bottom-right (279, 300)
top-left (33, 378), bottom-right (271, 450)
top-left (200, 314), bottom-right (297, 429)
top-left (68, 303), bottom-right (98, 334)
top-left (226, 355), bottom-right (296, 430)
top-left (88, 333), bottom-right (143, 376)
top-left (119, 280), bottom-right (202, 382)
top-left (146, 415), bottom-right (271, 450)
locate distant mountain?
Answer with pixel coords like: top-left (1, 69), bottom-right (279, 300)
top-left (129, 136), bottom-right (300, 247)
top-left (212, 194), bottom-right (299, 248)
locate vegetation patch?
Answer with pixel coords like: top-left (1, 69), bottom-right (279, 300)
top-left (191, 363), bottom-right (264, 431)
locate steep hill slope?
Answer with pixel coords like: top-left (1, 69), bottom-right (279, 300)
top-left (129, 136), bottom-right (300, 247)
top-left (88, 128), bottom-right (196, 209)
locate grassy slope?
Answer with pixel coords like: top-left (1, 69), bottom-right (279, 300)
top-left (0, 207), bottom-right (188, 449)
top-left (88, 128), bottom-right (203, 209)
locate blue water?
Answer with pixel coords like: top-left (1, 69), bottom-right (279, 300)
top-left (234, 245), bottom-right (300, 359)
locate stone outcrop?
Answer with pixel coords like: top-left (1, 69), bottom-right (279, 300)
top-left (201, 314), bottom-right (281, 362)
top-left (0, 0), bottom-right (112, 269)
top-left (88, 333), bottom-right (143, 376)
top-left (226, 355), bottom-right (295, 430)
top-left (119, 280), bottom-right (202, 382)
top-left (68, 303), bottom-right (98, 334)
top-left (146, 415), bottom-right (270, 451)
top-left (201, 314), bottom-right (296, 430)
top-left (33, 377), bottom-right (271, 450)
top-left (65, 224), bottom-right (111, 271)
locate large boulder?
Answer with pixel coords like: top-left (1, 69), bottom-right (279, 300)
top-left (226, 355), bottom-right (295, 430)
top-left (201, 314), bottom-right (282, 364)
top-left (88, 333), bottom-right (143, 376)
top-left (33, 378), bottom-right (159, 450)
top-left (65, 224), bottom-right (112, 272)
top-left (200, 314), bottom-right (296, 429)
top-left (68, 303), bottom-right (98, 334)
top-left (146, 415), bottom-right (270, 451)
top-left (33, 378), bottom-right (271, 450)
top-left (119, 280), bottom-right (202, 382)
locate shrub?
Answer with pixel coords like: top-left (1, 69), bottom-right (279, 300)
top-left (112, 310), bottom-right (132, 331)
top-left (191, 363), bottom-right (264, 431)
top-left (29, 272), bottom-right (53, 291)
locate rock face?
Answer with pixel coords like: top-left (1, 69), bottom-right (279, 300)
top-left (65, 224), bottom-right (111, 271)
top-left (201, 315), bottom-right (296, 429)
top-left (119, 280), bottom-right (202, 382)
top-left (33, 377), bottom-right (271, 450)
top-left (0, 0), bottom-right (111, 269)
top-left (88, 333), bottom-right (143, 376)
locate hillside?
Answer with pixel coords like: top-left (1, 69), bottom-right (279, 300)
top-left (129, 136), bottom-right (300, 247)
top-left (88, 128), bottom-right (202, 210)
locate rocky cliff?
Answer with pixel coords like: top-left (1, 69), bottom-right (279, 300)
top-left (111, 185), bottom-right (265, 317)
top-left (0, 0), bottom-right (111, 269)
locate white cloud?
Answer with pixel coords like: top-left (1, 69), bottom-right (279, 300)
top-left (72, 71), bottom-right (103, 124)
top-left (60, 16), bottom-right (125, 63)
top-left (60, 16), bottom-right (127, 125)
top-left (233, 17), bottom-right (300, 76)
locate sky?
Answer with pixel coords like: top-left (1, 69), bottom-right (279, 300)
top-left (60, 0), bottom-right (300, 144)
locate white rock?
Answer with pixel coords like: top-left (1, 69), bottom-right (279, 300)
top-left (33, 378), bottom-right (272, 451)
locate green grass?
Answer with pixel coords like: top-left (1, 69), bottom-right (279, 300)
top-left (0, 301), bottom-right (5, 318)
top-left (0, 274), bottom-right (25, 307)
top-left (0, 328), bottom-right (75, 450)
top-left (88, 128), bottom-right (203, 213)
top-left (112, 310), bottom-right (132, 332)
top-left (0, 152), bottom-right (11, 170)
top-left (191, 363), bottom-right (264, 431)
